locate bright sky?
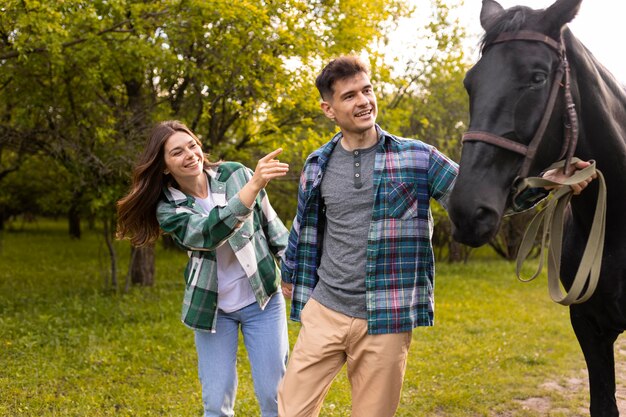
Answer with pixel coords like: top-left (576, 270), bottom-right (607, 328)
top-left (389, 0), bottom-right (626, 83)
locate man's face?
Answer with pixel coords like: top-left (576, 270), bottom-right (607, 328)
top-left (321, 72), bottom-right (377, 135)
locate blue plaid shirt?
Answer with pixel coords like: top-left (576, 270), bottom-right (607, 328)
top-left (281, 127), bottom-right (459, 334)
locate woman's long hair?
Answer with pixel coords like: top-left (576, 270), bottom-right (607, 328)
top-left (116, 120), bottom-right (213, 246)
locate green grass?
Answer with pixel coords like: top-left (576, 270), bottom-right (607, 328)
top-left (0, 219), bottom-right (590, 416)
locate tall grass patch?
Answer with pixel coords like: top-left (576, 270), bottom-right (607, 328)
top-left (1, 219), bottom-right (590, 416)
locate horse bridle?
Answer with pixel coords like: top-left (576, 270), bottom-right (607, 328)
top-left (461, 30), bottom-right (579, 178)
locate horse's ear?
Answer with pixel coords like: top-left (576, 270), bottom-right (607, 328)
top-left (541, 0), bottom-right (582, 30)
top-left (480, 0), bottom-right (505, 30)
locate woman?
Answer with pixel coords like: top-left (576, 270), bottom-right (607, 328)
top-left (116, 120), bottom-right (290, 417)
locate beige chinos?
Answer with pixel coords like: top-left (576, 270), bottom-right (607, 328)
top-left (278, 299), bottom-right (412, 417)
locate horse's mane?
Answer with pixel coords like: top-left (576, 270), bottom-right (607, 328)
top-left (557, 29), bottom-right (626, 109)
top-left (480, 6), bottom-right (535, 53)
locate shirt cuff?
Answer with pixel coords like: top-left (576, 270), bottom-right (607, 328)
top-left (229, 195), bottom-right (254, 220)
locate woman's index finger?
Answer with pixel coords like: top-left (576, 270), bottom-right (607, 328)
top-left (261, 148), bottom-right (283, 161)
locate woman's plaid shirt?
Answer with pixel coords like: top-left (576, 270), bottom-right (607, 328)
top-left (157, 162), bottom-right (288, 332)
top-left (281, 128), bottom-right (459, 335)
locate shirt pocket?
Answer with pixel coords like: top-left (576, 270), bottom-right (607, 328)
top-left (386, 181), bottom-right (419, 220)
top-left (185, 255), bottom-right (203, 288)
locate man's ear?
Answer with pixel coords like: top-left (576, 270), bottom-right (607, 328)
top-left (320, 101), bottom-right (335, 120)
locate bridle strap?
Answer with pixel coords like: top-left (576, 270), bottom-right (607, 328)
top-left (462, 131), bottom-right (528, 155)
top-left (560, 57), bottom-right (579, 175)
top-left (489, 30), bottom-right (561, 52)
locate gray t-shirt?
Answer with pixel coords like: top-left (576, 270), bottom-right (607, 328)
top-left (312, 139), bottom-right (378, 319)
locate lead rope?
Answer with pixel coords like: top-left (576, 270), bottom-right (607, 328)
top-left (513, 158), bottom-right (606, 305)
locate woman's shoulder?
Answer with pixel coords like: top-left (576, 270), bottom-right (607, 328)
top-left (213, 161), bottom-right (249, 182)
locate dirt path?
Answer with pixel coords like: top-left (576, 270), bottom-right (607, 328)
top-left (518, 335), bottom-right (626, 415)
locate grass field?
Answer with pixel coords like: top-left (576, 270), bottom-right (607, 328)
top-left (0, 218), bottom-right (592, 416)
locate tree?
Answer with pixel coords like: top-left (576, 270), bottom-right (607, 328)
top-left (0, 0), bottom-right (412, 285)
top-left (0, 154), bottom-right (72, 229)
top-left (0, 0), bottom-right (167, 284)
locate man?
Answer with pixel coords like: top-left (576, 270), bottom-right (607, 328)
top-left (278, 55), bottom-right (594, 417)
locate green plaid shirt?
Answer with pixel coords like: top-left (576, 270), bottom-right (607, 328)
top-left (157, 162), bottom-right (288, 332)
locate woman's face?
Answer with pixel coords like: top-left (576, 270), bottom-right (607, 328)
top-left (163, 131), bottom-right (204, 182)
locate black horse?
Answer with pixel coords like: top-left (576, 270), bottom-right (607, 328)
top-left (447, 0), bottom-right (626, 415)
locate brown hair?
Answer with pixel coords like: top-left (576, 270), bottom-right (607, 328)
top-left (315, 55), bottom-right (370, 101)
top-left (116, 120), bottom-right (214, 246)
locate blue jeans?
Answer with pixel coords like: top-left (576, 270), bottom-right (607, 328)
top-left (195, 294), bottom-right (289, 417)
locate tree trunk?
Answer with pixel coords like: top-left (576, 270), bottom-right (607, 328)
top-left (123, 71), bottom-right (156, 288)
top-left (448, 240), bottom-right (463, 262)
top-left (103, 218), bottom-right (118, 290)
top-left (87, 212), bottom-right (96, 230)
top-left (488, 211), bottom-right (538, 261)
top-left (130, 244), bottom-right (155, 286)
top-left (68, 191), bottom-right (83, 239)
top-left (161, 234), bottom-right (178, 251)
top-left (68, 204), bottom-right (81, 239)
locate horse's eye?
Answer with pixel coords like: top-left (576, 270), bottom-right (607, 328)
top-left (530, 72), bottom-right (548, 88)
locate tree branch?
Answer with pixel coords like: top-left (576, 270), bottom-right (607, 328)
top-left (0, 9), bottom-right (169, 60)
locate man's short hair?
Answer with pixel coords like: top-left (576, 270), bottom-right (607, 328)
top-left (315, 55), bottom-right (370, 101)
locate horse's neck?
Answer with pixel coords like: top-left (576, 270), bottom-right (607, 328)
top-left (565, 31), bottom-right (626, 225)
top-left (565, 32), bottom-right (626, 146)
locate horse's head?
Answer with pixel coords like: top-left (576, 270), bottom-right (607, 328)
top-left (448, 0), bottom-right (582, 247)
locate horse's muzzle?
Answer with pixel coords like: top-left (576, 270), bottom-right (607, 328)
top-left (449, 205), bottom-right (501, 247)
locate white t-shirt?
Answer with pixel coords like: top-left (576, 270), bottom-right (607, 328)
top-left (195, 185), bottom-right (256, 313)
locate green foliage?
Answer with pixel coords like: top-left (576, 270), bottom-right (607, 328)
top-left (0, 0), bottom-right (413, 229)
top-left (0, 154), bottom-right (72, 221)
top-left (0, 219), bottom-right (593, 416)
top-left (378, 0), bottom-right (470, 160)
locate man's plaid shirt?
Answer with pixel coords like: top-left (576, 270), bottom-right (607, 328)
top-left (281, 127), bottom-right (459, 334)
top-left (157, 162), bottom-right (288, 332)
